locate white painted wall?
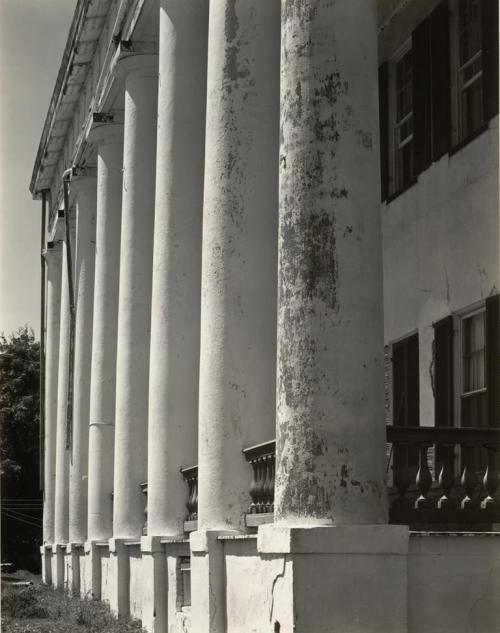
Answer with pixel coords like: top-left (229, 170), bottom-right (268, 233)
top-left (382, 121), bottom-right (499, 426)
top-left (408, 534), bottom-right (500, 633)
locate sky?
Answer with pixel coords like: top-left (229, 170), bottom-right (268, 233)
top-left (0, 0), bottom-right (77, 338)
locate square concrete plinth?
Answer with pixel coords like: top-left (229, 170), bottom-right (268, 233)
top-left (258, 524), bottom-right (409, 633)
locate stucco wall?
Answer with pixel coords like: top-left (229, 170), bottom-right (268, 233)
top-left (382, 120), bottom-right (499, 426)
top-left (224, 537), bottom-right (293, 633)
top-left (408, 533), bottom-right (500, 633)
top-left (100, 550), bottom-right (112, 605)
top-left (129, 545), bottom-right (144, 621)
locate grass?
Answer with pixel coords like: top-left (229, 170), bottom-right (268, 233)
top-left (1, 573), bottom-right (145, 633)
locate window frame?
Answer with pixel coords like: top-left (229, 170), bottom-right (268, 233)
top-left (388, 39), bottom-right (415, 197)
top-left (450, 0), bottom-right (485, 146)
top-left (453, 301), bottom-right (488, 428)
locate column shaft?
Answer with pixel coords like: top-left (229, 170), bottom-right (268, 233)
top-left (88, 125), bottom-right (123, 541)
top-left (113, 55), bottom-right (158, 538)
top-left (197, 0), bottom-right (280, 530)
top-left (147, 0), bottom-right (208, 537)
top-left (69, 175), bottom-right (97, 544)
top-left (275, 0), bottom-right (388, 525)
top-left (54, 237), bottom-right (71, 544)
top-left (43, 245), bottom-right (62, 544)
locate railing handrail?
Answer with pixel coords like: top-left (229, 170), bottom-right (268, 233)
top-left (180, 465), bottom-right (198, 478)
top-left (242, 439), bottom-right (276, 461)
top-left (386, 425), bottom-right (500, 446)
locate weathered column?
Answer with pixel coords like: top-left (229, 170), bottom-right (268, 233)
top-left (113, 53), bottom-right (158, 542)
top-left (65, 174), bottom-right (96, 596)
top-left (258, 4), bottom-right (409, 631)
top-left (53, 232), bottom-right (72, 588)
top-left (87, 125), bottom-right (123, 543)
top-left (42, 242), bottom-right (63, 586)
top-left (274, 0), bottom-right (388, 527)
top-left (69, 175), bottom-right (96, 545)
top-left (193, 4), bottom-right (279, 631)
top-left (143, 6), bottom-right (208, 630)
top-left (43, 242), bottom-right (62, 546)
top-left (197, 0), bottom-right (280, 532)
top-left (147, 0), bottom-right (208, 539)
top-left (85, 124), bottom-right (123, 601)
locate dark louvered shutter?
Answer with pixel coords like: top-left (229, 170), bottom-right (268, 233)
top-left (434, 315), bottom-right (454, 427)
top-left (482, 0), bottom-right (499, 122)
top-left (413, 17), bottom-right (432, 176)
top-left (379, 62), bottom-right (389, 202)
top-left (407, 334), bottom-right (420, 427)
top-left (430, 1), bottom-right (451, 160)
top-left (486, 294), bottom-right (500, 427)
top-left (392, 341), bottom-right (405, 426)
top-left (392, 334), bottom-right (420, 427)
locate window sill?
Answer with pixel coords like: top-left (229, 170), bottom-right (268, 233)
top-left (449, 122), bottom-right (490, 157)
top-left (385, 177), bottom-right (418, 204)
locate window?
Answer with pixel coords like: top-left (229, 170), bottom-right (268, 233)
top-left (461, 310), bottom-right (487, 426)
top-left (456, 0), bottom-right (484, 140)
top-left (179, 556), bottom-right (191, 608)
top-left (391, 333), bottom-right (420, 472)
top-left (379, 0), bottom-right (498, 201)
top-left (392, 333), bottom-right (420, 428)
top-left (394, 50), bottom-right (414, 192)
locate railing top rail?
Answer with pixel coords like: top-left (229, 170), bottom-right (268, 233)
top-left (386, 425), bottom-right (500, 446)
top-left (243, 439), bottom-right (276, 460)
top-left (180, 464), bottom-right (198, 478)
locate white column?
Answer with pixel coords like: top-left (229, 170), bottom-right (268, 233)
top-left (257, 6), bottom-right (409, 632)
top-left (87, 124), bottom-right (123, 542)
top-left (113, 54), bottom-right (158, 539)
top-left (43, 243), bottom-right (62, 545)
top-left (69, 175), bottom-right (97, 546)
top-left (54, 236), bottom-right (72, 547)
top-left (275, 0), bottom-right (387, 527)
top-left (147, 0), bottom-right (208, 539)
top-left (196, 0), bottom-right (280, 534)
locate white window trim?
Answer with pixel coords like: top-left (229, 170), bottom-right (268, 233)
top-left (453, 301), bottom-right (487, 428)
top-left (388, 38), bottom-right (413, 196)
top-left (450, 0), bottom-right (484, 146)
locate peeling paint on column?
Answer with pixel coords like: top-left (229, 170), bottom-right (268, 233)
top-left (275, 0), bottom-right (388, 526)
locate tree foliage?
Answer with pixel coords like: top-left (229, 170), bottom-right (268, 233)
top-left (0, 326), bottom-right (41, 571)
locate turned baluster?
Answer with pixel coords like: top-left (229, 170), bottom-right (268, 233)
top-left (437, 443), bottom-right (456, 509)
top-left (192, 474), bottom-right (198, 520)
top-left (259, 457), bottom-right (269, 514)
top-left (392, 441), bottom-right (411, 508)
top-left (186, 477), bottom-right (195, 520)
top-left (140, 482), bottom-right (148, 535)
top-left (415, 443), bottom-right (433, 509)
top-left (460, 445), bottom-right (479, 509)
top-left (248, 457), bottom-right (260, 514)
top-left (480, 445), bottom-right (500, 509)
top-left (266, 454), bottom-right (275, 513)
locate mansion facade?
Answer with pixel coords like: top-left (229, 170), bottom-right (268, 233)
top-left (31, 1), bottom-right (499, 632)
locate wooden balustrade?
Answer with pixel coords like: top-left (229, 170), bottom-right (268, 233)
top-left (175, 428), bottom-right (499, 532)
top-left (181, 465), bottom-right (198, 532)
top-left (387, 425), bottom-right (500, 529)
top-left (242, 440), bottom-right (276, 527)
top-left (140, 482), bottom-right (148, 535)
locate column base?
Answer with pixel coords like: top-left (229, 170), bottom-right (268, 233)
top-left (65, 543), bottom-right (84, 596)
top-left (140, 537), bottom-right (167, 633)
top-left (108, 538), bottom-right (131, 617)
top-left (83, 540), bottom-right (109, 600)
top-left (40, 545), bottom-right (52, 585)
top-left (190, 529), bottom-right (239, 633)
top-left (51, 544), bottom-right (66, 589)
top-left (257, 524), bottom-right (409, 633)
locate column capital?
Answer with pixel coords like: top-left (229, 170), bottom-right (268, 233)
top-left (88, 122), bottom-right (124, 146)
top-left (115, 53), bottom-right (158, 81)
